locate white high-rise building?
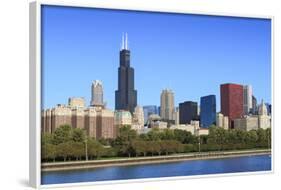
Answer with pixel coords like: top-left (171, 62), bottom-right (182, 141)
top-left (160, 89), bottom-right (175, 120)
top-left (91, 80), bottom-right (104, 107)
top-left (243, 85), bottom-right (253, 115)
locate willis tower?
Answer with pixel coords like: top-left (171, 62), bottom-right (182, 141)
top-left (115, 33), bottom-right (137, 113)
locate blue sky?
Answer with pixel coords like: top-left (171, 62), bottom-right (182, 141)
top-left (42, 5), bottom-right (271, 110)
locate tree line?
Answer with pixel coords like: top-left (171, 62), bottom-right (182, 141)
top-left (41, 124), bottom-right (271, 162)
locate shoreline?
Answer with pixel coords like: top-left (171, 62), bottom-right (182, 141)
top-left (41, 149), bottom-right (271, 172)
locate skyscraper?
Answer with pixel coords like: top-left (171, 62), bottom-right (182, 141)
top-left (179, 101), bottom-right (198, 124)
top-left (91, 80), bottom-right (104, 107)
top-left (115, 33), bottom-right (137, 113)
top-left (220, 83), bottom-right (243, 128)
top-left (200, 95), bottom-right (216, 128)
top-left (251, 95), bottom-right (258, 115)
top-left (160, 89), bottom-right (175, 120)
top-left (243, 85), bottom-right (253, 115)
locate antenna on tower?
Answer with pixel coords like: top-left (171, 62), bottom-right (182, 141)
top-left (121, 33), bottom-right (125, 50)
top-left (125, 33), bottom-right (128, 50)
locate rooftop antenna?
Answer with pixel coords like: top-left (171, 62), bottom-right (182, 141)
top-left (121, 33), bottom-right (125, 50)
top-left (125, 33), bottom-right (128, 50)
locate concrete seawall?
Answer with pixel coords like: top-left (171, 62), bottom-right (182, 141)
top-left (42, 149), bottom-right (271, 172)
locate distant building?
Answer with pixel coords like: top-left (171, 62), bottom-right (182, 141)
top-left (146, 114), bottom-right (167, 129)
top-left (265, 103), bottom-right (272, 116)
top-left (71, 107), bottom-right (85, 129)
top-left (234, 100), bottom-right (271, 131)
top-left (41, 105), bottom-right (116, 139)
top-left (172, 107), bottom-right (179, 125)
top-left (170, 120), bottom-right (208, 136)
top-left (258, 100), bottom-right (271, 129)
top-left (50, 104), bottom-right (72, 132)
top-left (160, 89), bottom-right (175, 121)
top-left (132, 106), bottom-right (144, 130)
top-left (91, 80), bottom-right (104, 107)
top-left (114, 110), bottom-right (132, 128)
top-left (143, 105), bottom-right (158, 124)
top-left (200, 95), bottom-right (216, 128)
top-left (42, 82), bottom-right (116, 139)
top-left (234, 116), bottom-right (258, 131)
top-left (179, 101), bottom-right (198, 124)
top-left (68, 97), bottom-right (86, 108)
top-left (251, 95), bottom-right (258, 115)
top-left (220, 83), bottom-right (243, 128)
top-left (115, 33), bottom-right (137, 113)
top-left (243, 85), bottom-right (253, 115)
top-left (216, 113), bottom-right (229, 130)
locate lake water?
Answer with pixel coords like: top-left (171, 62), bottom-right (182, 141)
top-left (41, 154), bottom-right (271, 185)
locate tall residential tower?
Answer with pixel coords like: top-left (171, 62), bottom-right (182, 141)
top-left (115, 33), bottom-right (137, 113)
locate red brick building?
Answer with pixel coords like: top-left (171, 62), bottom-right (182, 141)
top-left (220, 83), bottom-right (243, 128)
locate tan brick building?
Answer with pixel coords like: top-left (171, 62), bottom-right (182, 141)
top-left (41, 102), bottom-right (116, 139)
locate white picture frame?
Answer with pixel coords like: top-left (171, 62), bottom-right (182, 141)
top-left (29, 1), bottom-right (274, 188)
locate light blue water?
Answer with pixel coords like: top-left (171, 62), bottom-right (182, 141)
top-left (41, 154), bottom-right (271, 185)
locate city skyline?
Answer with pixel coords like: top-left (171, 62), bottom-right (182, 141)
top-left (42, 5), bottom-right (271, 110)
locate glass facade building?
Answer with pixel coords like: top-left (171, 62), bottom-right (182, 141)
top-left (200, 95), bottom-right (216, 128)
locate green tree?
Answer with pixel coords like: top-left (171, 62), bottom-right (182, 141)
top-left (160, 129), bottom-right (175, 140)
top-left (41, 133), bottom-right (53, 146)
top-left (132, 140), bottom-right (147, 157)
top-left (257, 128), bottom-right (267, 147)
top-left (56, 142), bottom-right (72, 161)
top-left (71, 128), bottom-right (86, 143)
top-left (42, 143), bottom-right (56, 162)
top-left (147, 128), bottom-right (161, 141)
top-left (69, 141), bottom-right (84, 160)
top-left (87, 138), bottom-right (104, 159)
top-left (52, 125), bottom-right (72, 145)
top-left (265, 128), bottom-right (271, 148)
top-left (208, 126), bottom-right (228, 150)
top-left (245, 130), bottom-right (258, 148)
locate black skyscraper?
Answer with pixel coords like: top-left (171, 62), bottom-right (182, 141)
top-left (179, 101), bottom-right (198, 124)
top-left (115, 33), bottom-right (137, 113)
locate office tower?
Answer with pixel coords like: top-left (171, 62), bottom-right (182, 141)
top-left (115, 33), bottom-right (137, 113)
top-left (160, 89), bottom-right (175, 120)
top-left (200, 95), bottom-right (216, 128)
top-left (251, 95), bottom-right (258, 114)
top-left (91, 80), bottom-right (104, 107)
top-left (143, 105), bottom-right (158, 124)
top-left (179, 101), bottom-right (198, 124)
top-left (243, 85), bottom-right (253, 115)
top-left (220, 83), bottom-right (243, 128)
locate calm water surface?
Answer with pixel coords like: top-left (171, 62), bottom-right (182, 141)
top-left (42, 154), bottom-right (271, 185)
